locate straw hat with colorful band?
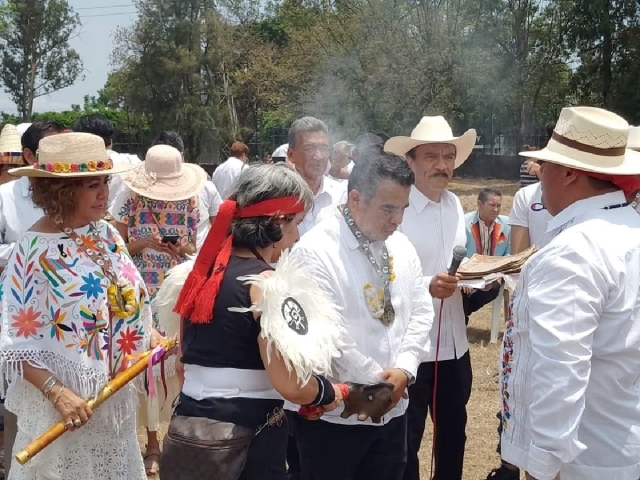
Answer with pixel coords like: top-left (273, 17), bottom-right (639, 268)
top-left (0, 124), bottom-right (25, 165)
top-left (175, 196), bottom-right (305, 324)
top-left (9, 132), bottom-right (138, 178)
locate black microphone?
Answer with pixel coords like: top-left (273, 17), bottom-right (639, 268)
top-left (448, 245), bottom-right (467, 276)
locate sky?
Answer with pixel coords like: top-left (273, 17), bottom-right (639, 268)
top-left (0, 1), bottom-right (138, 114)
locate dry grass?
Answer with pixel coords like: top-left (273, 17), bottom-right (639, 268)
top-left (139, 178), bottom-right (520, 480)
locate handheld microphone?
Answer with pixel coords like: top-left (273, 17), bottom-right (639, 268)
top-left (448, 245), bottom-right (467, 276)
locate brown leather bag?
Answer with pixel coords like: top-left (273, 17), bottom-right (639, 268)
top-left (160, 415), bottom-right (255, 480)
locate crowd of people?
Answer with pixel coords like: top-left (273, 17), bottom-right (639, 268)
top-left (0, 105), bottom-right (636, 480)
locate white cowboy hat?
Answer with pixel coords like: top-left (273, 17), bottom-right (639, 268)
top-left (627, 126), bottom-right (640, 151)
top-left (123, 144), bottom-right (207, 201)
top-left (0, 124), bottom-right (24, 165)
top-left (384, 116), bottom-right (477, 168)
top-left (9, 132), bottom-right (136, 177)
top-left (520, 107), bottom-right (640, 175)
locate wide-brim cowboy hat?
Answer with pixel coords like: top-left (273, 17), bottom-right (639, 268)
top-left (9, 132), bottom-right (137, 177)
top-left (384, 116), bottom-right (477, 168)
top-left (520, 107), bottom-right (640, 175)
top-left (122, 144), bottom-right (207, 201)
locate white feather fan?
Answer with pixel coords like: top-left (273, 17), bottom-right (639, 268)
top-left (152, 258), bottom-right (195, 338)
top-left (230, 249), bottom-right (344, 385)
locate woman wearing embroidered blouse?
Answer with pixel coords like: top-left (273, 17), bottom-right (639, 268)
top-left (0, 132), bottom-right (159, 480)
top-left (112, 144), bottom-right (207, 475)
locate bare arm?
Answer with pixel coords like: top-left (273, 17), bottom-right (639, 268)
top-left (510, 225), bottom-right (531, 254)
top-left (21, 363), bottom-right (92, 431)
top-left (250, 275), bottom-right (341, 408)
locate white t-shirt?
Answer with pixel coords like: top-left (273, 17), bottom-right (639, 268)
top-left (196, 182), bottom-right (223, 250)
top-left (107, 149), bottom-right (142, 210)
top-left (211, 157), bottom-right (247, 199)
top-left (508, 183), bottom-right (552, 249)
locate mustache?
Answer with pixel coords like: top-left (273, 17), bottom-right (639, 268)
top-left (430, 172), bottom-right (449, 178)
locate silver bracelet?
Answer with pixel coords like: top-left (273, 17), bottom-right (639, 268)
top-left (52, 386), bottom-right (66, 407)
top-left (41, 376), bottom-right (58, 399)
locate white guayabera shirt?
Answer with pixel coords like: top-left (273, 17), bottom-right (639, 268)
top-left (289, 209), bottom-right (434, 426)
top-left (500, 191), bottom-right (640, 480)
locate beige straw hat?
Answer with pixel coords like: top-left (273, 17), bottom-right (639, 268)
top-left (384, 116), bottom-right (477, 168)
top-left (122, 144), bottom-right (207, 201)
top-left (520, 107), bottom-right (640, 175)
top-left (0, 124), bottom-right (24, 165)
top-left (9, 132), bottom-right (138, 177)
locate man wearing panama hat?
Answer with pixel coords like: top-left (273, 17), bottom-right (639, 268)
top-left (497, 107), bottom-right (640, 480)
top-left (385, 116), bottom-right (477, 480)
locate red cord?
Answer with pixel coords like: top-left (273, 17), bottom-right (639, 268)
top-left (429, 299), bottom-right (445, 480)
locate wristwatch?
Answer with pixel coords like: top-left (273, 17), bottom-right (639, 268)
top-left (398, 368), bottom-right (416, 386)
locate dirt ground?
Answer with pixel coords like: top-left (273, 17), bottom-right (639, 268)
top-left (140, 177), bottom-right (521, 480)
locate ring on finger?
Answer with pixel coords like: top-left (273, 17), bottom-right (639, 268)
top-left (73, 419), bottom-right (82, 427)
top-left (65, 420), bottom-right (73, 429)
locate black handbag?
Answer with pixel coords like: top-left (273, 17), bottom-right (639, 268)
top-left (160, 415), bottom-right (255, 480)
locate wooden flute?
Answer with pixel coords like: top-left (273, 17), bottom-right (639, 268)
top-left (15, 338), bottom-right (178, 465)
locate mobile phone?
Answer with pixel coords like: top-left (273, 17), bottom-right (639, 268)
top-left (162, 235), bottom-right (180, 245)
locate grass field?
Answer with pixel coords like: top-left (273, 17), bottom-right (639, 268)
top-left (141, 177), bottom-right (521, 480)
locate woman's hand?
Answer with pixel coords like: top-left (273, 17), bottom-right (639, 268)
top-left (52, 386), bottom-right (93, 432)
top-left (322, 384), bottom-right (345, 413)
top-left (150, 328), bottom-right (165, 349)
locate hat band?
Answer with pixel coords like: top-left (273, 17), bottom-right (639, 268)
top-left (35, 158), bottom-right (114, 174)
top-left (551, 132), bottom-right (626, 157)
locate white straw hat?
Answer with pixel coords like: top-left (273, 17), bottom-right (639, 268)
top-left (9, 132), bottom-right (136, 177)
top-left (384, 116), bottom-right (477, 168)
top-left (0, 124), bottom-right (24, 165)
top-left (520, 107), bottom-right (640, 175)
top-left (123, 144), bottom-right (207, 201)
top-left (627, 126), bottom-right (640, 151)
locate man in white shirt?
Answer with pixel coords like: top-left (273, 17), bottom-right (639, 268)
top-left (508, 182), bottom-right (553, 254)
top-left (150, 131), bottom-right (222, 250)
top-left (499, 107), bottom-right (640, 480)
top-left (211, 141), bottom-right (249, 199)
top-left (72, 114), bottom-right (142, 209)
top-left (385, 115), bottom-right (477, 480)
top-left (290, 151), bottom-right (434, 480)
top-left (287, 117), bottom-right (347, 236)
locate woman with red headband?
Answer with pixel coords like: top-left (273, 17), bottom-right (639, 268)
top-left (156, 164), bottom-right (346, 480)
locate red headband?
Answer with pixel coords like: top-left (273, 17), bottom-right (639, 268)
top-left (174, 196), bottom-right (305, 323)
top-left (572, 169), bottom-right (640, 198)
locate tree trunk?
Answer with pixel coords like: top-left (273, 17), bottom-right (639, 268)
top-left (601, 0), bottom-right (612, 106)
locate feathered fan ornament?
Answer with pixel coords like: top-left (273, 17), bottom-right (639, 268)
top-left (153, 250), bottom-right (344, 387)
top-left (229, 250), bottom-right (344, 385)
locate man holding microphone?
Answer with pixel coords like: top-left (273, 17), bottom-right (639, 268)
top-left (385, 116), bottom-right (477, 480)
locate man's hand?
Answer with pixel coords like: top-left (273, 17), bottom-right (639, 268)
top-left (379, 368), bottom-right (409, 409)
top-left (429, 271), bottom-right (459, 299)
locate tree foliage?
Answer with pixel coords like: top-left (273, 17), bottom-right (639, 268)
top-left (0, 0), bottom-right (83, 120)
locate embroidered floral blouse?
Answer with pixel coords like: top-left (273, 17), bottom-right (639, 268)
top-left (112, 190), bottom-right (199, 301)
top-left (0, 221), bottom-right (152, 396)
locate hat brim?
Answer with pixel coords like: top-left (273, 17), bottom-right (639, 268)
top-left (8, 162), bottom-right (138, 178)
top-left (123, 163), bottom-right (208, 201)
top-left (521, 146), bottom-right (640, 175)
top-left (384, 129), bottom-right (477, 169)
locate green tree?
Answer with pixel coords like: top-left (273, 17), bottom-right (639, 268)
top-left (0, 0), bottom-right (83, 120)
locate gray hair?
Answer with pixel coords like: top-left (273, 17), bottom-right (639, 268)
top-left (230, 163), bottom-right (314, 213)
top-left (288, 116), bottom-right (328, 150)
